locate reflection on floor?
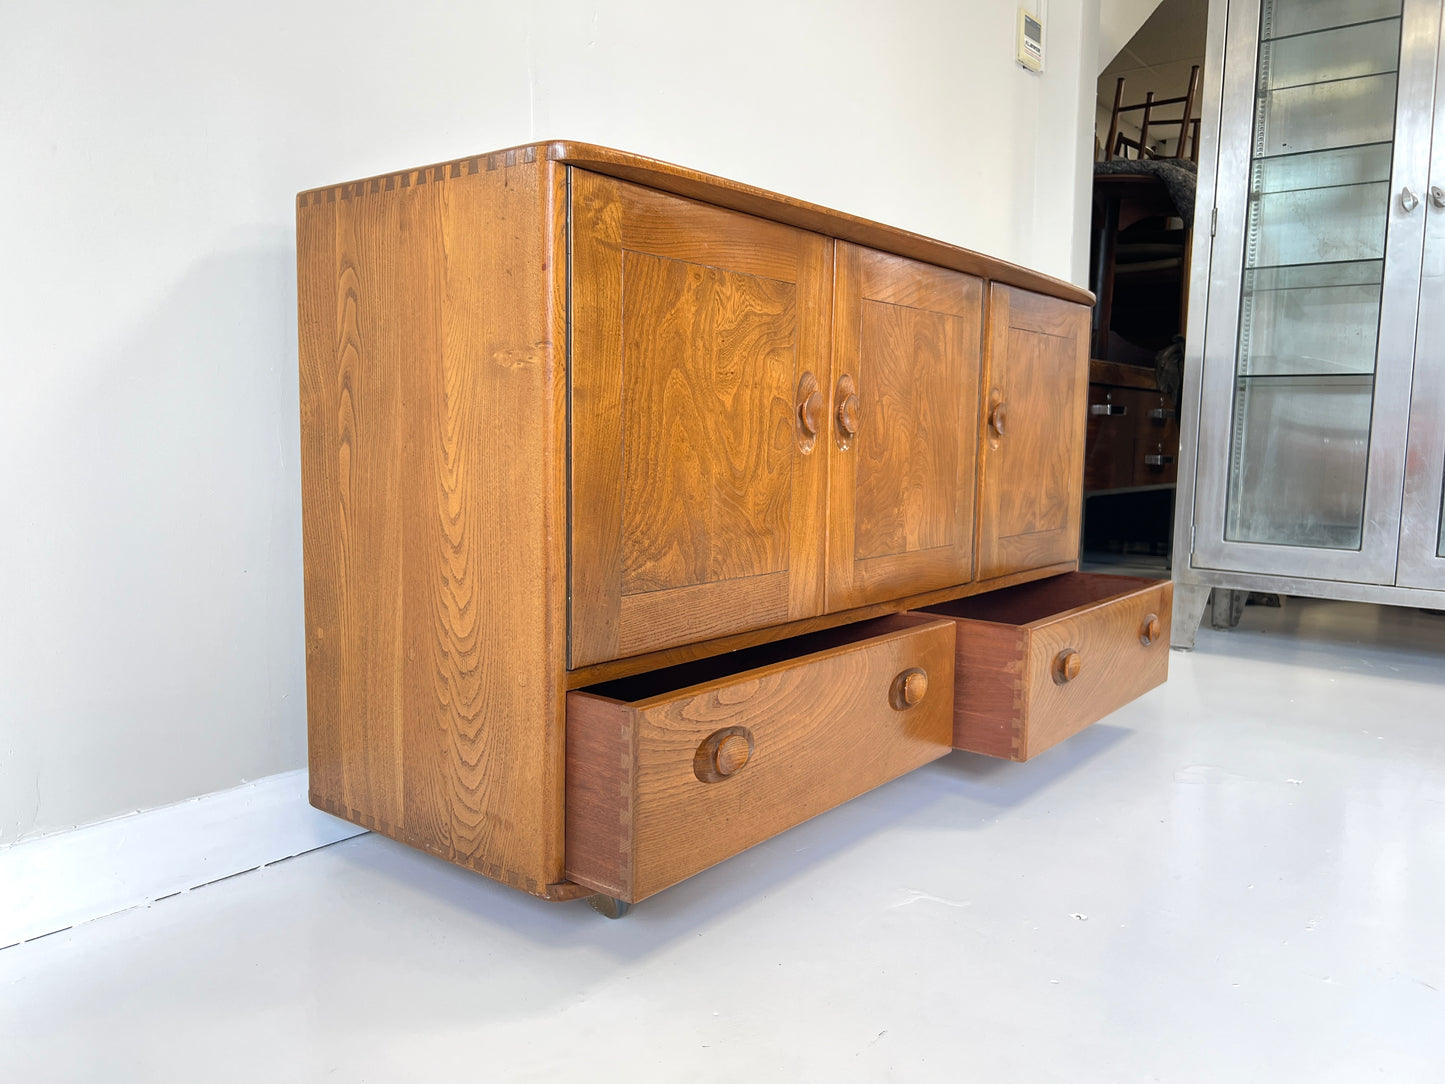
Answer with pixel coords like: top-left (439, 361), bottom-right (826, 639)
top-left (3, 598), bottom-right (1443, 1082)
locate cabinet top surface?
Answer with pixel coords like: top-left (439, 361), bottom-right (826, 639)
top-left (297, 140), bottom-right (1094, 307)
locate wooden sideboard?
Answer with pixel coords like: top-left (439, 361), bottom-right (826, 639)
top-left (296, 142), bottom-right (1172, 912)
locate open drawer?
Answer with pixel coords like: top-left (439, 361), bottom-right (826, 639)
top-left (919, 572), bottom-right (1171, 761)
top-left (565, 613), bottom-right (955, 903)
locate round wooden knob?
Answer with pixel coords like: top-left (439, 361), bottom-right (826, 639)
top-left (713, 734), bottom-right (751, 776)
top-left (798, 389), bottom-right (824, 437)
top-left (989, 400), bottom-right (1008, 437)
top-left (1139, 612), bottom-right (1162, 646)
top-left (903, 670), bottom-right (928, 705)
top-left (890, 667), bottom-right (928, 709)
top-left (693, 727), bottom-right (755, 782)
top-left (837, 393), bottom-right (860, 437)
top-left (1053, 649), bottom-right (1082, 685)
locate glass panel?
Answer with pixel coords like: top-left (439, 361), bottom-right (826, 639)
top-left (1226, 376), bottom-right (1373, 548)
top-left (1239, 261), bottom-right (1383, 376)
top-left (1264, 20), bottom-right (1401, 90)
top-left (1253, 141), bottom-right (1393, 191)
top-left (1269, 0), bottom-right (1402, 41)
top-left (1249, 181), bottom-right (1388, 265)
top-left (1256, 73), bottom-right (1398, 156)
top-left (1225, 3), bottom-right (1404, 548)
top-left (1439, 469), bottom-right (1445, 557)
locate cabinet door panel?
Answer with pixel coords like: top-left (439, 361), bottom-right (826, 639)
top-left (1398, 4), bottom-right (1445, 591)
top-left (570, 170), bottom-right (830, 667)
top-left (826, 244), bottom-right (982, 610)
top-left (976, 285), bottom-right (1089, 580)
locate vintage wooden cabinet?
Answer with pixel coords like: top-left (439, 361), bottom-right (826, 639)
top-left (296, 142), bottom-right (1171, 912)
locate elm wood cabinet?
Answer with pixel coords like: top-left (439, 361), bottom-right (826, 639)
top-left (297, 141), bottom-right (1166, 909)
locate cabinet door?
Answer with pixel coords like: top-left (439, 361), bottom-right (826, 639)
top-left (1399, 10), bottom-right (1445, 591)
top-left (975, 285), bottom-right (1089, 581)
top-left (569, 171), bottom-right (831, 667)
top-left (825, 244), bottom-right (982, 610)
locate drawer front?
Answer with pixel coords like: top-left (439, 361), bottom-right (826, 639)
top-left (1084, 386), bottom-right (1180, 491)
top-left (922, 573), bottom-right (1171, 760)
top-left (1020, 578), bottom-right (1172, 758)
top-left (565, 614), bottom-right (955, 902)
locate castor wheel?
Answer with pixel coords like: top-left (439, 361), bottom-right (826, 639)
top-left (587, 894), bottom-right (631, 919)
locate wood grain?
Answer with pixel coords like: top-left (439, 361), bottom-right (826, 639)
top-left (976, 285), bottom-right (1090, 580)
top-left (618, 250), bottom-right (795, 593)
top-left (298, 152), bottom-right (569, 896)
top-left (564, 614), bottom-right (956, 902)
top-left (924, 572), bottom-right (1172, 760)
top-left (564, 561), bottom-right (1077, 689)
top-left (298, 142), bottom-right (1093, 308)
top-left (569, 170), bottom-right (831, 667)
top-left (827, 244), bottom-right (982, 609)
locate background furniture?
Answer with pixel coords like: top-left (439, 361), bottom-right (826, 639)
top-left (1104, 65), bottom-right (1201, 163)
top-left (296, 142), bottom-right (1172, 911)
top-left (1173, 0), bottom-right (1445, 647)
top-left (1086, 140), bottom-right (1196, 557)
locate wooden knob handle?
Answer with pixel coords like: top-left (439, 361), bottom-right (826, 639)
top-left (713, 734), bottom-right (751, 776)
top-left (1139, 613), bottom-right (1162, 645)
top-left (989, 400), bottom-right (1008, 437)
top-left (694, 727), bottom-right (755, 783)
top-left (1053, 649), bottom-right (1082, 685)
top-left (798, 389), bottom-right (824, 437)
top-left (890, 667), bottom-right (928, 709)
top-left (838, 393), bottom-right (860, 437)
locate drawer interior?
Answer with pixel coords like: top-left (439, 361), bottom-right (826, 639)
top-left (920, 571), bottom-right (1164, 627)
top-left (579, 612), bottom-right (945, 705)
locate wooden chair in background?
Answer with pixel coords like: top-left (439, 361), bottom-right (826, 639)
top-left (1104, 66), bottom-right (1201, 162)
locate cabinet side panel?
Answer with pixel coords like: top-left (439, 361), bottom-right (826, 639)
top-left (297, 155), bottom-right (567, 893)
top-left (298, 188), bottom-right (346, 812)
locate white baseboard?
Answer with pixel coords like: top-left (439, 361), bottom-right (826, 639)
top-left (0, 770), bottom-right (366, 950)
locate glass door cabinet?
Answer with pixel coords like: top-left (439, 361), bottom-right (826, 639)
top-left (1173, 0), bottom-right (1445, 645)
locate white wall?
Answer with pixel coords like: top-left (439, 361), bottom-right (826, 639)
top-left (1099, 0), bottom-right (1166, 71)
top-left (0, 0), bottom-right (1099, 843)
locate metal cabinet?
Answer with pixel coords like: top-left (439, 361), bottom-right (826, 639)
top-left (1174, 0), bottom-right (1445, 646)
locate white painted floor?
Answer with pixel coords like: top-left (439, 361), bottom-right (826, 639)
top-left (4, 597), bottom-right (1444, 1082)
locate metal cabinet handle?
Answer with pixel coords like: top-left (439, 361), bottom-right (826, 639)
top-left (1145, 454), bottom-right (1176, 468)
top-left (1432, 185), bottom-right (1445, 209)
top-left (1402, 186), bottom-right (1421, 213)
top-left (1148, 407), bottom-right (1176, 421)
top-left (1091, 403), bottom-right (1127, 416)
